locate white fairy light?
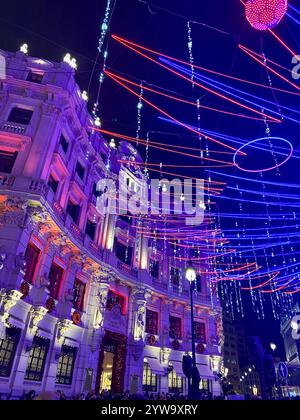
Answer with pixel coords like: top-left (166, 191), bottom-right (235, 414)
top-left (94, 117), bottom-right (101, 127)
top-left (82, 91), bottom-right (88, 101)
top-left (20, 44), bottom-right (28, 54)
top-left (63, 53), bottom-right (77, 70)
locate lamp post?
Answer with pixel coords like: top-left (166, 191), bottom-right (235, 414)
top-left (185, 266), bottom-right (201, 399)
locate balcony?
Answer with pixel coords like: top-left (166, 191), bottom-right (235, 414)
top-left (0, 173), bottom-right (15, 188)
top-left (53, 201), bottom-right (66, 222)
top-left (0, 173), bottom-right (49, 198)
top-left (0, 120), bottom-right (32, 137)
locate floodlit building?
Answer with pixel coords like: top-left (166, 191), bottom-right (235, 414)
top-left (223, 313), bottom-right (261, 397)
top-left (0, 48), bottom-right (223, 398)
top-left (281, 303), bottom-right (300, 396)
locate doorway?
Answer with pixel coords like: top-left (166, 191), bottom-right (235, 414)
top-left (96, 331), bottom-right (127, 395)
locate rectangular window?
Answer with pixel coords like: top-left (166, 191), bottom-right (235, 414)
top-left (114, 238), bottom-right (133, 265)
top-left (75, 161), bottom-right (85, 180)
top-left (72, 278), bottom-right (86, 311)
top-left (55, 345), bottom-right (77, 385)
top-left (8, 107), bottom-right (33, 125)
top-left (47, 174), bottom-right (59, 194)
top-left (0, 150), bottom-right (18, 174)
top-left (194, 322), bottom-right (206, 344)
top-left (85, 219), bottom-right (97, 241)
top-left (118, 215), bottom-right (132, 225)
top-left (0, 327), bottom-right (21, 378)
top-left (149, 260), bottom-right (159, 279)
top-left (93, 182), bottom-right (102, 198)
top-left (59, 134), bottom-right (69, 154)
top-left (24, 242), bottom-right (41, 284)
top-left (146, 310), bottom-right (158, 335)
top-left (169, 316), bottom-right (182, 340)
top-left (66, 199), bottom-right (81, 224)
top-left (26, 71), bottom-right (44, 84)
top-left (48, 262), bottom-right (64, 299)
top-left (143, 362), bottom-right (157, 393)
top-left (196, 275), bottom-right (202, 293)
top-left (24, 336), bottom-right (50, 382)
top-left (170, 267), bottom-right (180, 287)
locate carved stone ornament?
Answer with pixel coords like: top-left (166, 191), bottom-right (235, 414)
top-left (29, 306), bottom-right (48, 335)
top-left (0, 289), bottom-right (23, 327)
top-left (130, 337), bottom-right (144, 362)
top-left (134, 305), bottom-right (146, 341)
top-left (93, 283), bottom-right (109, 330)
top-left (56, 319), bottom-right (73, 344)
top-left (161, 347), bottom-right (172, 365)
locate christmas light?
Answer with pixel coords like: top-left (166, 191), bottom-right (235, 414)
top-left (63, 53), bottom-right (77, 69)
top-left (20, 43), bottom-right (28, 54)
top-left (98, 0), bottom-right (113, 53)
top-left (81, 90), bottom-right (88, 101)
top-left (245, 0), bottom-right (288, 31)
top-left (233, 137), bottom-right (293, 173)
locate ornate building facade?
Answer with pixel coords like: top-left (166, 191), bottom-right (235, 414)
top-left (0, 48), bottom-right (223, 397)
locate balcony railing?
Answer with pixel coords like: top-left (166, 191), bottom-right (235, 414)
top-left (117, 260), bottom-right (138, 279)
top-left (0, 173), bottom-right (49, 198)
top-left (0, 120), bottom-right (32, 136)
top-left (53, 201), bottom-right (66, 222)
top-left (0, 173), bottom-right (15, 187)
top-left (70, 222), bottom-right (84, 242)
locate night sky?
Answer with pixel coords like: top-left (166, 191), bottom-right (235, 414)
top-left (1, 0), bottom-right (299, 358)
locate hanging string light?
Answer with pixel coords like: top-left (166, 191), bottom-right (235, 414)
top-left (136, 81), bottom-right (144, 147)
top-left (98, 0), bottom-right (113, 53)
top-left (187, 21), bottom-right (195, 88)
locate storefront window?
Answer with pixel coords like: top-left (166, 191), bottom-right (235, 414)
top-left (0, 327), bottom-right (21, 377)
top-left (143, 362), bottom-right (157, 393)
top-left (168, 367), bottom-right (183, 394)
top-left (55, 345), bottom-right (77, 385)
top-left (24, 336), bottom-right (50, 382)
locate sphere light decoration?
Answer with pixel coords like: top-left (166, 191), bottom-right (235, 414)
top-left (245, 0), bottom-right (288, 31)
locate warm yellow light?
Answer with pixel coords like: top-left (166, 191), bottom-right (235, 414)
top-left (185, 267), bottom-right (196, 282)
top-left (20, 44), bottom-right (28, 54)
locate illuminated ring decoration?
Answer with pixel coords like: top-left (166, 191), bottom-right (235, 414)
top-left (233, 137), bottom-right (293, 173)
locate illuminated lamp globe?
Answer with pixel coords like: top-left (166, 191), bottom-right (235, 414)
top-left (245, 0), bottom-right (288, 31)
top-left (185, 266), bottom-right (197, 283)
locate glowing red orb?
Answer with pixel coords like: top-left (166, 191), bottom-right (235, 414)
top-left (245, 0), bottom-right (288, 31)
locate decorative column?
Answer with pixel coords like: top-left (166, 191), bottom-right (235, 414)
top-left (126, 288), bottom-right (150, 394)
top-left (0, 289), bottom-right (23, 337)
top-left (183, 304), bottom-right (192, 354)
top-left (80, 273), bottom-right (111, 393)
top-left (136, 220), bottom-right (149, 270)
top-left (159, 298), bottom-right (172, 393)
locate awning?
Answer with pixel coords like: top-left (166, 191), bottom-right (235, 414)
top-left (147, 357), bottom-right (165, 375)
top-left (197, 363), bottom-right (215, 378)
top-left (169, 360), bottom-right (184, 376)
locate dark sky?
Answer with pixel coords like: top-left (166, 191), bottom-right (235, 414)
top-left (1, 0), bottom-right (298, 357)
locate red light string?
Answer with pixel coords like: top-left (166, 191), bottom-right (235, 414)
top-left (111, 35), bottom-right (281, 124)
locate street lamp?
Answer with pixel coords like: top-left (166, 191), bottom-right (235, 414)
top-left (185, 266), bottom-right (197, 368)
top-left (185, 265), bottom-right (200, 399)
top-left (270, 343), bottom-right (277, 352)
